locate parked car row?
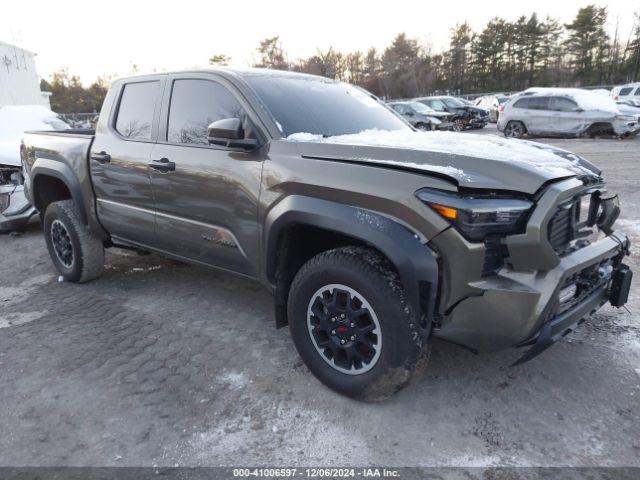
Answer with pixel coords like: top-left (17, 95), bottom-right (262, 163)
top-left (389, 96), bottom-right (489, 131)
top-left (387, 101), bottom-right (454, 131)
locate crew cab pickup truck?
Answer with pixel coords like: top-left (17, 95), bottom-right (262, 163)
top-left (21, 69), bottom-right (632, 400)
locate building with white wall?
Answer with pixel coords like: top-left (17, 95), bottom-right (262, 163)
top-left (0, 41), bottom-right (51, 108)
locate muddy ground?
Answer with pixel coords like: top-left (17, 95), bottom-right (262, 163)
top-left (0, 125), bottom-right (639, 467)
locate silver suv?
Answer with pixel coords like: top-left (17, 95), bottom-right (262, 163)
top-left (498, 90), bottom-right (639, 139)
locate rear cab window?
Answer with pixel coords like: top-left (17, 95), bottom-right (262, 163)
top-left (115, 81), bottom-right (160, 141)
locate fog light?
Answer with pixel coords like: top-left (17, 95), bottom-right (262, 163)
top-left (559, 284), bottom-right (578, 304)
top-left (0, 194), bottom-right (9, 213)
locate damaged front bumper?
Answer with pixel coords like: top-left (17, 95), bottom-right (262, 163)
top-left (0, 183), bottom-right (37, 233)
top-left (434, 230), bottom-right (631, 362)
top-left (513, 261), bottom-right (632, 365)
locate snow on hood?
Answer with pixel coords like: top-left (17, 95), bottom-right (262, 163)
top-left (0, 105), bottom-right (68, 166)
top-left (286, 129), bottom-right (597, 184)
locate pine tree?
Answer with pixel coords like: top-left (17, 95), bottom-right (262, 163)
top-left (564, 5), bottom-right (610, 85)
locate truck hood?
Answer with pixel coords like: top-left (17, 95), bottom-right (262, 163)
top-left (287, 130), bottom-right (600, 195)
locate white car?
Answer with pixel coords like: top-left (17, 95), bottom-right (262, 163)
top-left (0, 105), bottom-right (70, 232)
top-left (498, 88), bottom-right (639, 139)
top-left (611, 83), bottom-right (640, 105)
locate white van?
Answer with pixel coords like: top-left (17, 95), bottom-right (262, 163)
top-left (611, 83), bottom-right (640, 106)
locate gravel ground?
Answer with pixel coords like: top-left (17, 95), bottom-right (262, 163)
top-left (0, 126), bottom-right (639, 467)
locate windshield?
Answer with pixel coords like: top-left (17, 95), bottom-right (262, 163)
top-left (242, 74), bottom-right (410, 137)
top-left (408, 102), bottom-right (436, 114)
top-left (421, 99), bottom-right (447, 111)
top-left (442, 97), bottom-right (466, 108)
top-left (497, 97), bottom-right (509, 104)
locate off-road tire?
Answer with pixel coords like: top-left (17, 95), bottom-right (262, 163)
top-left (43, 200), bottom-right (104, 283)
top-left (288, 246), bottom-right (430, 401)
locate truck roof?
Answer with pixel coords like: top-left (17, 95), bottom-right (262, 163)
top-left (115, 67), bottom-right (334, 84)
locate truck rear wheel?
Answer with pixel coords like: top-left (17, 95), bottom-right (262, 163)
top-left (43, 200), bottom-right (104, 283)
top-left (288, 246), bottom-right (429, 401)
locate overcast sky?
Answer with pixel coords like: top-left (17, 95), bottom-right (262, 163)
top-left (1, 0), bottom-right (638, 84)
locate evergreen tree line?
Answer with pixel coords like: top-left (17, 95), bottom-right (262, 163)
top-left (43, 4), bottom-right (640, 112)
top-left (245, 5), bottom-right (640, 99)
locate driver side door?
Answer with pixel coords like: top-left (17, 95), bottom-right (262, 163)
top-left (149, 74), bottom-right (266, 276)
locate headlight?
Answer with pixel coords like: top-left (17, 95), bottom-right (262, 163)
top-left (427, 117), bottom-right (442, 125)
top-left (615, 115), bottom-right (635, 122)
top-left (416, 188), bottom-right (533, 241)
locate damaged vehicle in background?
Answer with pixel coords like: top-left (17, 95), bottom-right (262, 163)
top-left (498, 88), bottom-right (640, 139)
top-left (0, 105), bottom-right (69, 233)
top-left (414, 95), bottom-right (488, 131)
top-left (387, 101), bottom-right (454, 130)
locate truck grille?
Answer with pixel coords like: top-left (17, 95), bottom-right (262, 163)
top-left (548, 191), bottom-right (600, 255)
top-left (548, 205), bottom-right (574, 253)
top-left (482, 237), bottom-right (505, 276)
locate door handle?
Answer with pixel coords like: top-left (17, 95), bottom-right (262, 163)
top-left (149, 158), bottom-right (176, 173)
top-left (91, 151), bottom-right (111, 164)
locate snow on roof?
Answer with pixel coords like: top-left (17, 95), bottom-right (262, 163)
top-left (286, 129), bottom-right (587, 181)
top-left (522, 87), bottom-right (619, 113)
top-left (0, 40), bottom-right (36, 57)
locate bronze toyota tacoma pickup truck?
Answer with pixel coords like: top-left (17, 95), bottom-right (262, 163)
top-left (21, 69), bottom-right (632, 400)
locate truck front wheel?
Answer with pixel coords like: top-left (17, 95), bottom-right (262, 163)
top-left (43, 200), bottom-right (105, 283)
top-left (288, 247), bottom-right (429, 401)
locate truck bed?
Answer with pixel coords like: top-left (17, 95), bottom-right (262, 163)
top-left (21, 130), bottom-right (100, 233)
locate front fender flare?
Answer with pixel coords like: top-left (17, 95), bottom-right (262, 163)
top-left (264, 195), bottom-right (439, 323)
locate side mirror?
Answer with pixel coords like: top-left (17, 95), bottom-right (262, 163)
top-left (573, 107), bottom-right (584, 113)
top-left (207, 118), bottom-right (258, 150)
top-left (405, 111), bottom-right (414, 117)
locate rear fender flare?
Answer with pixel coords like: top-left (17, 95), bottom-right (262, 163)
top-left (31, 159), bottom-right (87, 225)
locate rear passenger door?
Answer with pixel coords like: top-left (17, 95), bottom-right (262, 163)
top-left (148, 74), bottom-right (266, 276)
top-left (90, 78), bottom-right (164, 246)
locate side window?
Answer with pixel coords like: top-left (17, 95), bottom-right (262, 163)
top-left (619, 87), bottom-right (633, 96)
top-left (115, 81), bottom-right (159, 141)
top-left (167, 79), bottom-right (247, 145)
top-left (392, 105), bottom-right (405, 114)
top-left (634, 87), bottom-right (640, 96)
top-left (550, 97), bottom-right (578, 112)
top-left (528, 97), bottom-right (550, 110)
top-left (513, 98), bottom-right (529, 109)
